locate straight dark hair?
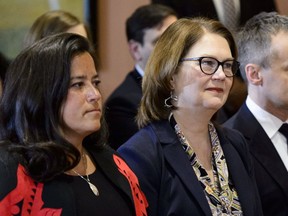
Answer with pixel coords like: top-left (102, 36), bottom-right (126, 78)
top-left (126, 4), bottom-right (177, 44)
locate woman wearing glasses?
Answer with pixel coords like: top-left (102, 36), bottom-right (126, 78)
top-left (118, 18), bottom-right (262, 216)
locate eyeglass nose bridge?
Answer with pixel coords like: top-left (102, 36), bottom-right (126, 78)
top-left (212, 61), bottom-right (226, 74)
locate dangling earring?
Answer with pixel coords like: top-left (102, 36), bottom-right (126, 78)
top-left (164, 91), bottom-right (178, 108)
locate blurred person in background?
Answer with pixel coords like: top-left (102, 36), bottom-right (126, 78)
top-left (23, 10), bottom-right (91, 48)
top-left (105, 4), bottom-right (177, 150)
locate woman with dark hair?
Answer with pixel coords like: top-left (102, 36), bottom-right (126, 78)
top-left (118, 18), bottom-right (262, 215)
top-left (0, 33), bottom-right (147, 216)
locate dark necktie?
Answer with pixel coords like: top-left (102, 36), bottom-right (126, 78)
top-left (279, 123), bottom-right (288, 143)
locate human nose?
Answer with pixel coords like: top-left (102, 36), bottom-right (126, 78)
top-left (86, 85), bottom-right (101, 102)
top-left (212, 64), bottom-right (226, 80)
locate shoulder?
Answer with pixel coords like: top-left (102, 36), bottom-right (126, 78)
top-left (218, 125), bottom-right (245, 139)
top-left (217, 124), bottom-right (247, 149)
top-left (216, 124), bottom-right (251, 169)
top-left (117, 121), bottom-right (176, 170)
top-left (106, 70), bottom-right (142, 103)
top-left (119, 121), bottom-right (172, 152)
top-left (223, 103), bottom-right (252, 127)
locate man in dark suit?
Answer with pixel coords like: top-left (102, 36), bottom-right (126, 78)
top-left (224, 12), bottom-right (288, 216)
top-left (105, 4), bottom-right (177, 149)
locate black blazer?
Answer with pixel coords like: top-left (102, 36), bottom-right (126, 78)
top-left (152, 0), bottom-right (276, 26)
top-left (224, 103), bottom-right (288, 216)
top-left (118, 120), bottom-right (263, 216)
top-left (105, 69), bottom-right (142, 149)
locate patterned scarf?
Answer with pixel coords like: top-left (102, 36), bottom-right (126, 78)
top-left (170, 115), bottom-right (242, 215)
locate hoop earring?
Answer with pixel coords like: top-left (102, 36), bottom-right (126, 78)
top-left (164, 91), bottom-right (178, 108)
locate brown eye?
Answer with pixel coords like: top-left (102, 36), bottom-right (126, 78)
top-left (92, 80), bottom-right (101, 88)
top-left (71, 82), bottom-right (84, 88)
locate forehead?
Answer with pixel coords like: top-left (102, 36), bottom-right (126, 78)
top-left (70, 52), bottom-right (97, 77)
top-left (271, 31), bottom-right (288, 58)
top-left (143, 15), bottom-right (177, 42)
top-left (186, 33), bottom-right (231, 58)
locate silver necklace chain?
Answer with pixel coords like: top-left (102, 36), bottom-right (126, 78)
top-left (72, 151), bottom-right (99, 196)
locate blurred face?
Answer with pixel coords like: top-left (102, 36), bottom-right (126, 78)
top-left (171, 33), bottom-right (233, 112)
top-left (61, 52), bottom-right (102, 144)
top-left (259, 31), bottom-right (288, 116)
top-left (135, 15), bottom-right (177, 70)
top-left (67, 24), bottom-right (88, 38)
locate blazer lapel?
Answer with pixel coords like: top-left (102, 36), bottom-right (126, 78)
top-left (153, 122), bottom-right (212, 216)
top-left (250, 126), bottom-right (288, 195)
top-left (218, 128), bottom-right (255, 215)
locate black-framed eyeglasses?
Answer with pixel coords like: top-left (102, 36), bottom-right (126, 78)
top-left (180, 57), bottom-right (239, 77)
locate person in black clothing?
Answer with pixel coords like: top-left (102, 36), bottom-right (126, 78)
top-left (224, 12), bottom-right (288, 216)
top-left (118, 17), bottom-right (262, 216)
top-left (0, 33), bottom-right (147, 215)
top-left (105, 4), bottom-right (177, 149)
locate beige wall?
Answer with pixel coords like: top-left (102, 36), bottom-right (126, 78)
top-left (275, 0), bottom-right (288, 15)
top-left (97, 0), bottom-right (149, 102)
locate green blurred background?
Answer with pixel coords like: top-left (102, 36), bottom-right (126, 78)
top-left (0, 0), bottom-right (84, 60)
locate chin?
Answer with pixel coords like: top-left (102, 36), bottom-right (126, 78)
top-left (85, 123), bottom-right (101, 134)
top-left (204, 98), bottom-right (225, 109)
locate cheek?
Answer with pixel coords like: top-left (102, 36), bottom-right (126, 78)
top-left (61, 103), bottom-right (74, 125)
top-left (226, 78), bottom-right (233, 91)
top-left (62, 94), bottom-right (83, 119)
top-left (174, 72), bottom-right (199, 93)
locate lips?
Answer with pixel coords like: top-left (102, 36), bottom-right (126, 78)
top-left (86, 108), bottom-right (101, 114)
top-left (206, 87), bottom-right (224, 93)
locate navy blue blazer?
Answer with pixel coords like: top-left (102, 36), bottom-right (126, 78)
top-left (118, 120), bottom-right (262, 216)
top-left (224, 103), bottom-right (288, 216)
top-left (105, 69), bottom-right (142, 150)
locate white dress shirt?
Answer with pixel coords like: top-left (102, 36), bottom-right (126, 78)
top-left (135, 64), bottom-right (144, 77)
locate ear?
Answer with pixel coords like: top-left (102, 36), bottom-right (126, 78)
top-left (245, 63), bottom-right (263, 86)
top-left (128, 40), bottom-right (142, 61)
top-left (170, 75), bottom-right (176, 90)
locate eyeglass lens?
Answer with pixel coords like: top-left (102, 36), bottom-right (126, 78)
top-left (200, 57), bottom-right (237, 77)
